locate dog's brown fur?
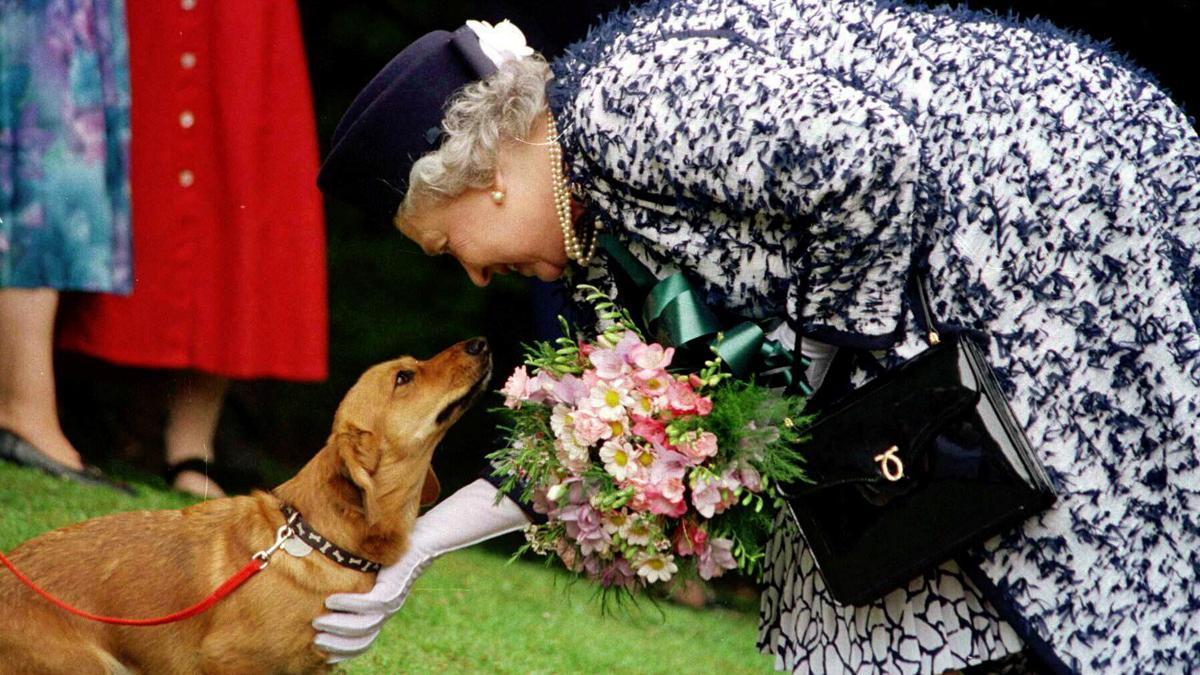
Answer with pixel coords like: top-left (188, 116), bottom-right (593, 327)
top-left (0, 339), bottom-right (491, 674)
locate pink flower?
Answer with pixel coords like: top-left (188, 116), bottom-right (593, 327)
top-left (583, 554), bottom-right (604, 577)
top-left (598, 558), bottom-right (636, 590)
top-left (631, 416), bottom-right (668, 448)
top-left (550, 373), bottom-right (589, 406)
top-left (634, 368), bottom-right (672, 398)
top-left (559, 499), bottom-right (613, 556)
top-left (677, 430), bottom-right (719, 464)
top-left (500, 366), bottom-right (531, 408)
top-left (572, 411), bottom-right (611, 446)
top-left (660, 475), bottom-right (686, 503)
top-left (588, 348), bottom-right (628, 380)
top-left (629, 479), bottom-right (688, 517)
top-left (666, 380), bottom-right (701, 414)
top-left (697, 537), bottom-right (738, 580)
top-left (672, 519), bottom-right (709, 557)
top-left (525, 370), bottom-right (558, 405)
top-left (690, 470), bottom-right (739, 519)
top-left (630, 342), bottom-right (675, 371)
top-left (612, 331), bottom-right (644, 361)
top-left (577, 527), bottom-right (612, 556)
top-left (695, 395), bottom-right (713, 416)
top-left (649, 491), bottom-right (688, 518)
top-left (629, 454), bottom-right (688, 517)
top-left (690, 476), bottom-right (723, 519)
top-left (735, 461), bottom-right (763, 492)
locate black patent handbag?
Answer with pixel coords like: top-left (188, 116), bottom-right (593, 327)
top-left (780, 273), bottom-right (1057, 606)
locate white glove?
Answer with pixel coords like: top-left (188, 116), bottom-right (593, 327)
top-left (312, 478), bottom-right (531, 663)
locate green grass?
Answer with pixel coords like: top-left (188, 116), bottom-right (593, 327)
top-left (0, 464), bottom-right (774, 673)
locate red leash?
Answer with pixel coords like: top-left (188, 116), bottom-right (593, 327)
top-left (0, 524), bottom-right (292, 627)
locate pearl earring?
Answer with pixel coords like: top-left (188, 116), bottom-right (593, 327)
top-left (490, 190), bottom-right (506, 205)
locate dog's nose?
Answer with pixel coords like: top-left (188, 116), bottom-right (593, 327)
top-left (464, 337), bottom-right (489, 356)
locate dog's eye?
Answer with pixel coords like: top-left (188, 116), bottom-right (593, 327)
top-left (394, 370), bottom-right (414, 387)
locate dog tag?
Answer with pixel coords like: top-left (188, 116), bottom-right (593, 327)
top-left (282, 536), bottom-right (313, 558)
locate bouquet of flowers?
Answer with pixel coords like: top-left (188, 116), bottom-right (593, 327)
top-left (488, 286), bottom-right (812, 592)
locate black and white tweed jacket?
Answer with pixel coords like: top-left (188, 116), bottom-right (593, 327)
top-left (546, 0), bottom-right (1200, 672)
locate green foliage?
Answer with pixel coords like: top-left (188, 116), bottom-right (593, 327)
top-left (705, 379), bottom-right (814, 486)
top-left (577, 284), bottom-right (643, 345)
top-left (486, 402), bottom-right (561, 505)
top-left (522, 317), bottom-right (586, 376)
top-left (709, 498), bottom-right (778, 577)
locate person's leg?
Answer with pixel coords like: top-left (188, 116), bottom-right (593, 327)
top-left (0, 288), bottom-right (83, 470)
top-left (164, 371), bottom-right (229, 497)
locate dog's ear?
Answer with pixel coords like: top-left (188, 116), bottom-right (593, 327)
top-left (419, 467), bottom-right (440, 507)
top-left (334, 429), bottom-right (381, 521)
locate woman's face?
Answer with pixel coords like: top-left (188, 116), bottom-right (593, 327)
top-left (397, 113), bottom-right (568, 287)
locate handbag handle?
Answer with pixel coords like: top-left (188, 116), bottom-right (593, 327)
top-left (911, 271), bottom-right (942, 346)
top-left (788, 264), bottom-right (941, 396)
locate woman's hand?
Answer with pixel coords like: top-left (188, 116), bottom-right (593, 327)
top-left (311, 479), bottom-right (532, 663)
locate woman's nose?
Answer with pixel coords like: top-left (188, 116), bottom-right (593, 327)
top-left (462, 261), bottom-right (491, 287)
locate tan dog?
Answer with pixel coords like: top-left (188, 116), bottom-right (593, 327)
top-left (0, 338), bottom-right (491, 674)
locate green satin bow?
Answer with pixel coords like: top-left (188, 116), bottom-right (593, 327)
top-left (597, 233), bottom-right (810, 394)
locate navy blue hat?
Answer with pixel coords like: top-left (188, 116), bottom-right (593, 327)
top-left (317, 26), bottom-right (499, 219)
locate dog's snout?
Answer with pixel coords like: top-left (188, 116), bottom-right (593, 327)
top-left (464, 337), bottom-right (489, 356)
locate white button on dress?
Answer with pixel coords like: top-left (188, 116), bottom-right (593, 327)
top-left (178, 169), bottom-right (195, 187)
top-left (179, 110), bottom-right (195, 129)
top-left (180, 52), bottom-right (196, 69)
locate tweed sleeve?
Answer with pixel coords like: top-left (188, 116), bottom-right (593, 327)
top-left (564, 34), bottom-right (921, 344)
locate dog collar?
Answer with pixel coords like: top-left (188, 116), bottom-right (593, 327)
top-left (280, 504), bottom-right (382, 574)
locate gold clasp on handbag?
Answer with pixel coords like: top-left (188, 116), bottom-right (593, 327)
top-left (873, 445), bottom-right (904, 481)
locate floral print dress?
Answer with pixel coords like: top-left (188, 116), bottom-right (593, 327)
top-left (0, 0), bottom-right (131, 292)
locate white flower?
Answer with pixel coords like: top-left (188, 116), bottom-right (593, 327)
top-left (635, 551), bottom-right (678, 584)
top-left (555, 437), bottom-right (590, 474)
top-left (546, 483), bottom-right (567, 503)
top-left (599, 439), bottom-right (636, 481)
top-left (549, 404), bottom-right (574, 437)
top-left (588, 379), bottom-right (634, 422)
top-left (603, 510), bottom-right (630, 535)
top-left (465, 19), bottom-right (534, 69)
top-left (623, 516), bottom-right (655, 546)
top-left (632, 394), bottom-right (656, 418)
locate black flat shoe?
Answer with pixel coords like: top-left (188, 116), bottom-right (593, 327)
top-left (0, 428), bottom-right (135, 495)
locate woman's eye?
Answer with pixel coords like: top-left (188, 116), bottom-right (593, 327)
top-left (395, 370), bottom-right (414, 386)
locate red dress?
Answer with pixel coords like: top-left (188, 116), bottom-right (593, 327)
top-left (58, 0), bottom-right (327, 381)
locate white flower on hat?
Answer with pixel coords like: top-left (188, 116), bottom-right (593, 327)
top-left (465, 19), bottom-right (534, 68)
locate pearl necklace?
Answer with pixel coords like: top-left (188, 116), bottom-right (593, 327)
top-left (548, 112), bottom-right (598, 265)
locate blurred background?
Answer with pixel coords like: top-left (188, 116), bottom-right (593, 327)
top-left (58, 0), bottom-right (1199, 498)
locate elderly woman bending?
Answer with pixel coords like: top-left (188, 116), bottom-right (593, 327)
top-left (313, 2), bottom-right (1200, 673)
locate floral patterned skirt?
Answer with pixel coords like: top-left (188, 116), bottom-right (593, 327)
top-left (0, 0), bottom-right (131, 292)
top-left (757, 514), bottom-right (1024, 674)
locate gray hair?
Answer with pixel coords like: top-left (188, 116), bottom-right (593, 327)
top-left (396, 55), bottom-right (551, 223)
